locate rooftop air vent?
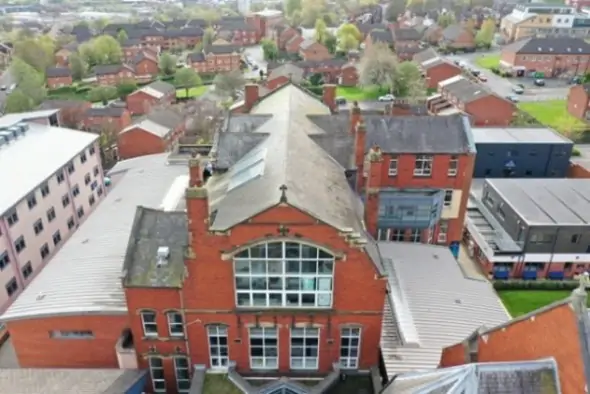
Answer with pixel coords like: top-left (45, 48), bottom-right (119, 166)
top-left (549, 48), bottom-right (554, 51)
top-left (8, 127), bottom-right (20, 139)
top-left (0, 131), bottom-right (13, 143)
top-left (567, 48), bottom-right (571, 52)
top-left (538, 47), bottom-right (542, 51)
top-left (16, 122), bottom-right (29, 134)
top-left (157, 246), bottom-right (170, 266)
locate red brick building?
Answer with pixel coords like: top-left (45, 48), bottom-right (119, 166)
top-left (216, 18), bottom-right (259, 45)
top-left (299, 39), bottom-right (332, 62)
top-left (274, 25), bottom-right (299, 50)
top-left (439, 24), bottom-right (475, 51)
top-left (81, 106), bottom-right (132, 132)
top-left (428, 75), bottom-right (516, 126)
top-left (413, 48), bottom-right (462, 90)
top-left (131, 51), bottom-right (159, 82)
top-left (266, 59), bottom-right (359, 86)
top-left (55, 43), bottom-right (78, 67)
top-left (38, 99), bottom-right (92, 128)
top-left (285, 35), bottom-right (305, 54)
top-left (188, 46), bottom-right (243, 73)
top-left (567, 83), bottom-right (590, 121)
top-left (126, 80), bottom-right (176, 115)
top-left (121, 39), bottom-right (144, 61)
top-left (46, 67), bottom-right (73, 89)
top-left (94, 64), bottom-right (136, 86)
top-left (392, 27), bottom-right (422, 61)
top-left (501, 37), bottom-right (590, 77)
top-left (117, 108), bottom-right (185, 159)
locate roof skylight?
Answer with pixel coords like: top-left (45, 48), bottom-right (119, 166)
top-left (227, 147), bottom-right (267, 192)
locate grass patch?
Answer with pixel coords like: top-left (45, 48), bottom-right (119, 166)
top-left (475, 54), bottom-right (500, 70)
top-left (336, 86), bottom-right (385, 101)
top-left (517, 100), bottom-right (588, 135)
top-left (497, 290), bottom-right (587, 317)
top-left (176, 86), bottom-right (208, 99)
top-left (203, 374), bottom-right (242, 394)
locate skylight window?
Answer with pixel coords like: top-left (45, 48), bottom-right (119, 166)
top-left (232, 147), bottom-right (267, 175)
top-left (227, 147), bottom-right (268, 192)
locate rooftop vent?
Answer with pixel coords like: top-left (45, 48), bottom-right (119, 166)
top-left (549, 48), bottom-right (554, 51)
top-left (8, 127), bottom-right (20, 139)
top-left (16, 122), bottom-right (29, 134)
top-left (567, 48), bottom-right (571, 52)
top-left (157, 246), bottom-right (170, 267)
top-left (0, 131), bottom-right (13, 143)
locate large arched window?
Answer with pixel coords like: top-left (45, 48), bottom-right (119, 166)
top-left (234, 241), bottom-right (335, 308)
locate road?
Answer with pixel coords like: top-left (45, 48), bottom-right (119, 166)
top-left (243, 45), bottom-right (267, 80)
top-left (447, 52), bottom-right (570, 102)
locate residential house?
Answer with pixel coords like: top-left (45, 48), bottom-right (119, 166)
top-left (131, 51), bottom-right (159, 82)
top-left (0, 110), bottom-right (104, 313)
top-left (414, 48), bottom-right (462, 89)
top-left (216, 18), bottom-right (258, 45)
top-left (265, 63), bottom-right (305, 90)
top-left (126, 80), bottom-right (176, 116)
top-left (567, 83), bottom-right (590, 120)
top-left (118, 108), bottom-right (185, 159)
top-left (70, 24), bottom-right (92, 43)
top-left (356, 23), bottom-right (390, 40)
top-left (440, 282), bottom-right (590, 394)
top-left (285, 35), bottom-right (305, 54)
top-left (54, 42), bottom-right (78, 67)
top-left (38, 100), bottom-right (92, 128)
top-left (298, 39), bottom-right (332, 62)
top-left (81, 107), bottom-right (132, 133)
top-left (423, 23), bottom-right (443, 45)
top-left (187, 46), bottom-right (243, 73)
top-left (439, 24), bottom-right (476, 51)
top-left (392, 27), bottom-right (423, 61)
top-left (162, 27), bottom-right (204, 50)
top-left (46, 68), bottom-right (73, 89)
top-left (500, 37), bottom-right (590, 77)
top-left (94, 64), bottom-right (136, 86)
top-left (364, 29), bottom-right (394, 50)
top-left (212, 38), bottom-right (231, 45)
top-left (274, 25), bottom-right (299, 50)
top-left (500, 4), bottom-right (590, 43)
top-left (428, 75), bottom-right (516, 126)
top-left (121, 39), bottom-right (143, 62)
top-left (464, 178), bottom-right (590, 280)
top-left (267, 59), bottom-right (358, 86)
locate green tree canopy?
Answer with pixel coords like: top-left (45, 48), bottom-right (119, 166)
top-left (116, 29), bottom-right (129, 44)
top-left (393, 61), bottom-right (426, 98)
top-left (116, 79), bottom-right (138, 99)
top-left (213, 70), bottom-right (245, 99)
top-left (5, 90), bottom-right (35, 113)
top-left (358, 42), bottom-right (398, 90)
top-left (437, 13), bottom-right (456, 28)
top-left (159, 52), bottom-right (177, 75)
top-left (261, 38), bottom-right (279, 61)
top-left (79, 35), bottom-right (123, 67)
top-left (175, 68), bottom-right (202, 97)
top-left (69, 53), bottom-right (87, 80)
top-left (13, 35), bottom-right (56, 73)
top-left (88, 85), bottom-right (118, 105)
top-left (315, 18), bottom-right (328, 43)
top-left (475, 18), bottom-right (496, 47)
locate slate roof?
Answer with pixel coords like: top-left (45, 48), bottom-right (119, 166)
top-left (205, 83), bottom-right (365, 233)
top-left (121, 38), bottom-right (142, 47)
top-left (38, 99), bottom-right (90, 109)
top-left (217, 19), bottom-right (256, 31)
top-left (122, 207), bottom-right (188, 288)
top-left (132, 80), bottom-right (176, 98)
top-left (46, 67), bottom-right (71, 78)
top-left (441, 24), bottom-right (468, 42)
top-left (132, 51), bottom-right (157, 65)
top-left (93, 64), bottom-right (131, 76)
top-left (392, 27), bottom-right (422, 41)
top-left (188, 52), bottom-right (205, 63)
top-left (163, 27), bottom-right (204, 38)
top-left (267, 58), bottom-right (349, 71)
top-left (85, 107), bottom-right (127, 117)
top-left (267, 63), bottom-right (305, 83)
top-left (363, 114), bottom-right (475, 154)
top-left (503, 37), bottom-right (590, 55)
top-left (144, 108), bottom-right (184, 130)
top-left (440, 75), bottom-right (497, 104)
top-left (356, 22), bottom-right (389, 34)
top-left (369, 29), bottom-right (394, 44)
top-left (385, 359), bottom-right (561, 394)
top-left (204, 45), bottom-right (243, 54)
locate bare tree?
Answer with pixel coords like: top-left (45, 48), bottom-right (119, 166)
top-left (154, 99), bottom-right (225, 144)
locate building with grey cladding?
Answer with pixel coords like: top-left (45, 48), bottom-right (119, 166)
top-left (471, 127), bottom-right (573, 178)
top-left (465, 178), bottom-right (590, 280)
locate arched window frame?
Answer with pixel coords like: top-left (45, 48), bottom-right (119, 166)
top-left (233, 240), bottom-right (336, 309)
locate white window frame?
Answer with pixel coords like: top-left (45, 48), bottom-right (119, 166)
top-left (234, 241), bottom-right (335, 309)
top-left (388, 157), bottom-right (398, 176)
top-left (413, 155), bottom-right (433, 176)
top-left (443, 190), bottom-right (453, 207)
top-left (410, 229), bottom-right (421, 243)
top-left (174, 357), bottom-right (191, 393)
top-left (438, 221), bottom-right (448, 243)
top-left (391, 229), bottom-right (404, 242)
top-left (141, 311), bottom-right (158, 337)
top-left (249, 327), bottom-right (278, 370)
top-left (339, 327), bottom-right (361, 369)
top-left (207, 325), bottom-right (229, 368)
top-left (290, 327), bottom-right (320, 370)
top-left (167, 311), bottom-right (185, 337)
top-left (448, 155), bottom-right (458, 176)
top-left (148, 357), bottom-right (166, 393)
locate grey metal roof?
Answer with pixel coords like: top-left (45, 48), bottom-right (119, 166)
top-left (123, 207), bottom-right (188, 288)
top-left (144, 108), bottom-right (184, 130)
top-left (386, 358), bottom-right (561, 394)
top-left (442, 76), bottom-right (495, 104)
top-left (392, 27), bottom-right (422, 41)
top-left (471, 127), bottom-right (572, 144)
top-left (0, 120), bottom-right (97, 216)
top-left (206, 84), bottom-right (364, 233)
top-left (363, 114), bottom-right (476, 154)
top-left (486, 179), bottom-right (590, 225)
top-left (0, 368), bottom-right (147, 394)
top-left (441, 24), bottom-right (468, 42)
top-left (504, 37), bottom-right (590, 55)
top-left (370, 29), bottom-right (394, 44)
top-left (378, 243), bottom-right (510, 376)
top-left (1, 154), bottom-right (188, 322)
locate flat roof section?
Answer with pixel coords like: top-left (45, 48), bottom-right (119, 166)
top-left (486, 179), bottom-right (590, 225)
top-left (0, 154), bottom-right (188, 322)
top-left (471, 127), bottom-right (572, 144)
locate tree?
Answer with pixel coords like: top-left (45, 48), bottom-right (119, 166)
top-left (4, 90), bottom-right (34, 113)
top-left (13, 36), bottom-right (55, 72)
top-left (213, 71), bottom-right (245, 99)
top-left (175, 68), bottom-right (202, 97)
top-left (315, 18), bottom-right (328, 44)
top-left (393, 61), bottom-right (426, 98)
top-left (203, 27), bottom-right (215, 48)
top-left (385, 0), bottom-right (405, 22)
top-left (179, 99), bottom-right (225, 143)
top-left (309, 73), bottom-right (324, 86)
top-left (338, 23), bottom-right (361, 40)
top-left (19, 75), bottom-right (46, 104)
top-left (98, 123), bottom-right (119, 169)
top-left (116, 79), bottom-right (138, 99)
top-left (88, 85), bottom-right (118, 105)
top-left (437, 13), bottom-right (456, 28)
top-left (301, 0), bottom-right (326, 26)
top-left (159, 52), bottom-right (177, 75)
top-left (324, 33), bottom-right (337, 54)
top-left (475, 18), bottom-right (496, 47)
top-left (339, 33), bottom-right (359, 52)
top-left (69, 53), bottom-right (87, 80)
top-left (261, 38), bottom-right (279, 61)
top-left (10, 57), bottom-right (39, 85)
top-left (116, 29), bottom-right (128, 44)
top-left (285, 0), bottom-right (302, 17)
top-left (358, 42), bottom-right (398, 90)
top-left (79, 35), bottom-right (123, 67)
top-left (91, 17), bottom-right (109, 33)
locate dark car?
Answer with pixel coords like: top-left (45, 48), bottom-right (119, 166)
top-left (534, 78), bottom-right (545, 87)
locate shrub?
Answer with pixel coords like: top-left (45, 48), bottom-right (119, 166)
top-left (494, 280), bottom-right (579, 291)
top-left (75, 85), bottom-right (91, 94)
top-left (49, 86), bottom-right (76, 94)
top-left (572, 147), bottom-right (582, 157)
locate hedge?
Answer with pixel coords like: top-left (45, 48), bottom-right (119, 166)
top-left (493, 280), bottom-right (580, 291)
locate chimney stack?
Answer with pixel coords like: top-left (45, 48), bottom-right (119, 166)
top-left (244, 84), bottom-right (259, 112)
top-left (350, 101), bottom-right (361, 134)
top-left (354, 121), bottom-right (367, 191)
top-left (322, 84), bottom-right (337, 113)
top-left (189, 155), bottom-right (204, 187)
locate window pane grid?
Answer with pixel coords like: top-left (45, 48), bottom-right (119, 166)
top-left (174, 357), bottom-right (191, 393)
top-left (141, 312), bottom-right (158, 337)
top-left (207, 325), bottom-right (229, 368)
top-left (339, 327), bottom-right (361, 369)
top-left (249, 327), bottom-right (278, 370)
top-left (234, 242), bottom-right (334, 308)
top-left (290, 327), bottom-right (319, 370)
top-left (149, 357), bottom-right (166, 393)
top-left (167, 312), bottom-right (184, 337)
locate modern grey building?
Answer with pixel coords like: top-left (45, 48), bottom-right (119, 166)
top-left (471, 127), bottom-right (573, 178)
top-left (465, 178), bottom-right (590, 280)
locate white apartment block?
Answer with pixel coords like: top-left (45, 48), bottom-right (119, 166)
top-left (0, 110), bottom-right (106, 313)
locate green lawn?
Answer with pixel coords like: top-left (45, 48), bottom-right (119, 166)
top-left (498, 290), bottom-right (572, 317)
top-left (517, 100), bottom-right (588, 135)
top-left (176, 85), bottom-right (208, 99)
top-left (203, 374), bottom-right (242, 394)
top-left (475, 54), bottom-right (500, 70)
top-left (336, 86), bottom-right (385, 101)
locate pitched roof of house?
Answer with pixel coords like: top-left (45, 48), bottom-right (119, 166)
top-left (132, 51), bottom-right (157, 65)
top-left (93, 64), bottom-right (133, 76)
top-left (441, 24), bottom-right (468, 41)
top-left (38, 99), bottom-right (90, 109)
top-left (369, 29), bottom-right (394, 44)
top-left (130, 80), bottom-right (176, 99)
top-left (392, 27), bottom-right (422, 41)
top-left (204, 45), bottom-right (243, 54)
top-left (299, 39), bottom-right (317, 50)
top-left (85, 107), bottom-right (127, 117)
top-left (45, 67), bottom-right (72, 78)
top-left (439, 75), bottom-right (499, 104)
top-left (121, 38), bottom-right (142, 47)
top-left (267, 63), bottom-right (305, 83)
top-left (356, 22), bottom-right (389, 34)
top-left (504, 36), bottom-right (590, 55)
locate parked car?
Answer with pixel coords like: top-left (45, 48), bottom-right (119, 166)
top-left (570, 76), bottom-right (583, 85)
top-left (512, 85), bottom-right (524, 94)
top-left (534, 79), bottom-right (545, 87)
top-left (506, 95), bottom-right (520, 103)
top-left (335, 96), bottom-right (347, 105)
top-left (378, 94), bottom-right (395, 102)
top-left (0, 85), bottom-right (6, 91)
top-left (471, 69), bottom-right (481, 77)
top-left (478, 74), bottom-right (487, 82)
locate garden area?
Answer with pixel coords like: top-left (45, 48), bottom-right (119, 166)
top-left (475, 54), bottom-right (500, 70)
top-left (517, 100), bottom-right (588, 136)
top-left (335, 86), bottom-right (386, 101)
top-left (176, 85), bottom-right (208, 99)
top-left (202, 374), bottom-right (242, 394)
top-left (497, 290), bottom-right (573, 317)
